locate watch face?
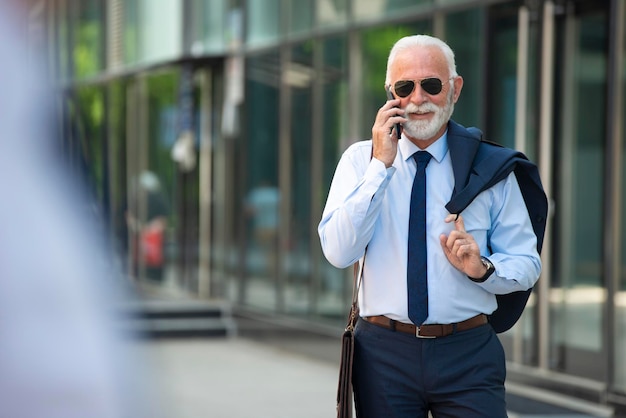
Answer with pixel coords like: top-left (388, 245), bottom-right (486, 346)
top-left (469, 257), bottom-right (494, 282)
top-left (480, 257), bottom-right (495, 279)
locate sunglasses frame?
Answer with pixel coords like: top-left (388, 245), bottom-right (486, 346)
top-left (393, 77), bottom-right (454, 98)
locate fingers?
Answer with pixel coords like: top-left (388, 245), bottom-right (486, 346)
top-left (372, 101), bottom-right (405, 166)
top-left (440, 213), bottom-right (484, 275)
top-left (375, 103), bottom-right (405, 138)
top-left (454, 214), bottom-right (465, 232)
top-left (439, 233), bottom-right (479, 273)
top-left (441, 232), bottom-right (471, 252)
top-left (451, 238), bottom-right (476, 256)
top-left (385, 97), bottom-right (401, 110)
top-left (441, 213), bottom-right (477, 257)
top-left (444, 213), bottom-right (466, 232)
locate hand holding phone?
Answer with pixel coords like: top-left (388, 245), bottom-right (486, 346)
top-left (385, 85), bottom-right (403, 139)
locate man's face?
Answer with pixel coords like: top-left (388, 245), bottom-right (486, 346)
top-left (402, 86), bottom-right (455, 142)
top-left (389, 46), bottom-right (463, 145)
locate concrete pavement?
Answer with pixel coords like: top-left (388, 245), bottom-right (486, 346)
top-left (129, 334), bottom-right (613, 418)
top-left (134, 337), bottom-right (340, 418)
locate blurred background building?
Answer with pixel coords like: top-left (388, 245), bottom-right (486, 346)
top-left (22, 0), bottom-right (626, 414)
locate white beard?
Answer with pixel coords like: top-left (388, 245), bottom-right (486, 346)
top-left (402, 89), bottom-right (455, 141)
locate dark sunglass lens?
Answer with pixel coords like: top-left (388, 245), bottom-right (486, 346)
top-left (394, 80), bottom-right (415, 98)
top-left (420, 78), bottom-right (443, 95)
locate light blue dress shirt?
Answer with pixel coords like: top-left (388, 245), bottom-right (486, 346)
top-left (318, 131), bottom-right (541, 325)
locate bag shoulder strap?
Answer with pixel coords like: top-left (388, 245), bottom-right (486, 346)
top-left (346, 250), bottom-right (366, 331)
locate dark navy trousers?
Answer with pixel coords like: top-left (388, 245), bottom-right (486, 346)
top-left (352, 317), bottom-right (507, 418)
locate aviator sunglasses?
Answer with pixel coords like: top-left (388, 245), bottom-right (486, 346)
top-left (393, 77), bottom-right (452, 97)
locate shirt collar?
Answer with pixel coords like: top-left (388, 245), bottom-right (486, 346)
top-left (398, 129), bottom-right (449, 164)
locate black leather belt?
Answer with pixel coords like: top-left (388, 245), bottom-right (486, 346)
top-left (363, 314), bottom-right (488, 338)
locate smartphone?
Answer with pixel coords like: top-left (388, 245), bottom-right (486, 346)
top-left (385, 85), bottom-right (403, 139)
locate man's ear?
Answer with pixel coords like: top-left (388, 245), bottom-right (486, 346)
top-left (452, 76), bottom-right (464, 103)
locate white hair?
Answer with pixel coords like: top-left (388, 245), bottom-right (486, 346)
top-left (385, 35), bottom-right (458, 85)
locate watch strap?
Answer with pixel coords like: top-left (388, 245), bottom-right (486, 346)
top-left (468, 256), bottom-right (495, 283)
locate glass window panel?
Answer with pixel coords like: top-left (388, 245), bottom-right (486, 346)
top-left (73, 0), bottom-right (104, 78)
top-left (225, 7), bottom-right (244, 47)
top-left (319, 35), bottom-right (350, 320)
top-left (108, 81), bottom-right (129, 270)
top-left (123, 0), bottom-right (138, 64)
top-left (286, 42), bottom-right (314, 314)
top-left (525, 24), bottom-right (541, 160)
top-left (243, 51), bottom-right (280, 310)
top-left (617, 1), bottom-right (626, 392)
top-left (55, 0), bottom-right (71, 82)
top-left (551, 10), bottom-right (607, 380)
top-left (175, 73), bottom-right (202, 293)
top-left (289, 0), bottom-right (313, 36)
top-left (129, 71), bottom-right (178, 284)
top-left (352, 0), bottom-right (431, 22)
top-left (246, 0), bottom-right (281, 47)
top-left (359, 23), bottom-right (432, 139)
top-left (205, 69), bottom-right (232, 299)
top-left (191, 0), bottom-right (226, 54)
top-left (74, 86), bottom-right (106, 200)
top-left (436, 0), bottom-right (477, 5)
top-left (484, 2), bottom-right (541, 365)
top-left (316, 0), bottom-right (348, 28)
top-left (444, 8), bottom-right (484, 134)
top-left (137, 0), bottom-right (183, 64)
top-left (480, 4), bottom-right (540, 153)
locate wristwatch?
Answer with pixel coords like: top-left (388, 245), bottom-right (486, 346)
top-left (468, 256), bottom-right (495, 283)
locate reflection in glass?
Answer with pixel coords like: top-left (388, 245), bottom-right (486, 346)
top-left (286, 42), bottom-right (314, 314)
top-left (246, 0), bottom-right (281, 47)
top-left (205, 69), bottom-right (229, 298)
top-left (108, 82), bottom-right (129, 274)
top-left (478, 4), bottom-right (535, 365)
top-left (191, 0), bottom-right (226, 54)
top-left (319, 35), bottom-right (350, 319)
top-left (445, 9), bottom-right (484, 132)
top-left (552, 11), bottom-right (607, 380)
top-left (617, 1), bottom-right (626, 392)
top-left (123, 0), bottom-right (138, 64)
top-left (289, 0), bottom-right (313, 36)
top-left (316, 0), bottom-right (348, 28)
top-left (243, 52), bottom-right (280, 309)
top-left (352, 0), bottom-right (431, 22)
top-left (75, 86), bottom-right (105, 200)
top-left (127, 170), bottom-right (171, 282)
top-left (73, 0), bottom-right (104, 78)
top-left (56, 2), bottom-right (71, 81)
top-left (129, 72), bottom-right (178, 286)
top-left (245, 181), bottom-right (280, 276)
top-left (137, 0), bottom-right (182, 64)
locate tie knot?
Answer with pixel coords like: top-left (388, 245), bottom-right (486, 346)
top-left (413, 151), bottom-right (432, 169)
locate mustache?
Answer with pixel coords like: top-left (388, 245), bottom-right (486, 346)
top-left (404, 102), bottom-right (440, 116)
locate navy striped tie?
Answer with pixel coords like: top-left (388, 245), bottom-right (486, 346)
top-left (407, 151), bottom-right (432, 325)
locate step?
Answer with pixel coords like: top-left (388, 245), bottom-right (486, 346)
top-left (119, 299), bottom-right (237, 338)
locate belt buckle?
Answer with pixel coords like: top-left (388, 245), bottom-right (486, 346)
top-left (415, 326), bottom-right (436, 339)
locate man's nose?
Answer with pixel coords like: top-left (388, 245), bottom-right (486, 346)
top-left (408, 83), bottom-right (429, 104)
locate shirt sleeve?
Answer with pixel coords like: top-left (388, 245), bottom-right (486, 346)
top-left (318, 143), bottom-right (395, 268)
top-left (473, 172), bottom-right (542, 294)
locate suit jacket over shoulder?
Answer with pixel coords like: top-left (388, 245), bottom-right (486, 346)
top-left (445, 121), bottom-right (548, 333)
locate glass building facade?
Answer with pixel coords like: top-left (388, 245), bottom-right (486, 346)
top-left (32, 0), bottom-right (626, 412)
